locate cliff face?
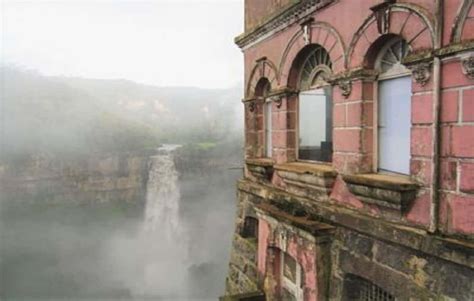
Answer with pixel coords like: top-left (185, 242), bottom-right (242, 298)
top-left (0, 151), bottom-right (152, 206)
top-left (0, 143), bottom-right (242, 299)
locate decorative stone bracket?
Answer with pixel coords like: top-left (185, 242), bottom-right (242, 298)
top-left (461, 56), bottom-right (474, 79)
top-left (246, 158), bottom-right (275, 183)
top-left (248, 102), bottom-right (256, 112)
top-left (407, 62), bottom-right (432, 86)
top-left (342, 174), bottom-right (420, 212)
top-left (275, 162), bottom-right (337, 200)
top-left (243, 97), bottom-right (265, 113)
top-left (243, 98), bottom-right (257, 113)
top-left (329, 69), bottom-right (379, 99)
top-left (328, 77), bottom-right (352, 98)
top-left (267, 87), bottom-right (299, 108)
top-left (338, 80), bottom-right (352, 98)
top-left (268, 94), bottom-right (283, 108)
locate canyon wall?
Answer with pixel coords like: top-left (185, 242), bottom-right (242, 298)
top-left (0, 151), bottom-right (153, 207)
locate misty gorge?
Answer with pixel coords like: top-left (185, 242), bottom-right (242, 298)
top-left (0, 66), bottom-right (244, 300)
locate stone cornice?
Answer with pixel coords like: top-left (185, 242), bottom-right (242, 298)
top-left (436, 40), bottom-right (474, 58)
top-left (242, 87), bottom-right (298, 103)
top-left (268, 87), bottom-right (299, 98)
top-left (330, 68), bottom-right (379, 82)
top-left (237, 179), bottom-right (474, 269)
top-left (235, 0), bottom-right (336, 50)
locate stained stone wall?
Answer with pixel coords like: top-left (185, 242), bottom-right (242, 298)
top-left (225, 181), bottom-right (474, 300)
top-left (225, 190), bottom-right (263, 296)
top-left (0, 151), bottom-right (152, 206)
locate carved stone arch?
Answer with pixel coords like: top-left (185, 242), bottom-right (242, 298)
top-left (347, 3), bottom-right (435, 69)
top-left (451, 0), bottom-right (474, 43)
top-left (246, 59), bottom-right (279, 98)
top-left (279, 22), bottom-right (346, 85)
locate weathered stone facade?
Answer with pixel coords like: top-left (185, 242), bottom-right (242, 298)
top-left (223, 1), bottom-right (474, 300)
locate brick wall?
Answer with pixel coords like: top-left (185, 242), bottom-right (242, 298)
top-left (239, 0), bottom-right (474, 237)
top-left (439, 58), bottom-right (474, 235)
top-left (225, 0), bottom-right (474, 299)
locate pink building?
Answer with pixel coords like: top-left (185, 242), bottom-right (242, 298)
top-left (223, 0), bottom-right (474, 300)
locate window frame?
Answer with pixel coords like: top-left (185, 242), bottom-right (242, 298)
top-left (264, 97), bottom-right (273, 158)
top-left (280, 252), bottom-right (304, 301)
top-left (372, 37), bottom-right (412, 175)
top-left (296, 84), bottom-right (333, 164)
top-left (254, 78), bottom-right (272, 159)
top-left (295, 46), bottom-right (333, 164)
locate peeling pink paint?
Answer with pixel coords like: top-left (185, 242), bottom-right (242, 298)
top-left (406, 192), bottom-right (431, 226)
top-left (260, 220), bottom-right (318, 301)
top-left (272, 171), bottom-right (285, 189)
top-left (257, 218), bottom-right (270, 276)
top-left (330, 177), bottom-right (364, 209)
top-left (302, 248), bottom-right (317, 301)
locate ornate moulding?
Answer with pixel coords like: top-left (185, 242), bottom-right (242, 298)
top-left (235, 0), bottom-right (335, 49)
top-left (242, 97), bottom-right (257, 113)
top-left (267, 87), bottom-right (299, 108)
top-left (337, 80), bottom-right (352, 98)
top-left (407, 62), bottom-right (432, 86)
top-left (461, 56), bottom-right (474, 79)
top-left (329, 68), bottom-right (379, 98)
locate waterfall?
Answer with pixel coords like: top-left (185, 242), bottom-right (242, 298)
top-left (138, 144), bottom-right (189, 297)
top-left (144, 144), bottom-right (183, 238)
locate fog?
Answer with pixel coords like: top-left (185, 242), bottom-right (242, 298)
top-left (0, 1), bottom-right (244, 299)
top-left (0, 65), bottom-right (243, 299)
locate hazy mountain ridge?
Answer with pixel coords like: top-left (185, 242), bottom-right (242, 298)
top-left (1, 67), bottom-right (243, 163)
top-left (55, 75), bottom-right (243, 130)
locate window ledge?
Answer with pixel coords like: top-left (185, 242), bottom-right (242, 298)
top-left (245, 158), bottom-right (275, 182)
top-left (246, 158), bottom-right (275, 167)
top-left (255, 202), bottom-right (335, 237)
top-left (274, 162), bottom-right (337, 198)
top-left (219, 291), bottom-right (265, 301)
top-left (274, 162), bottom-right (337, 178)
top-left (342, 173), bottom-right (420, 212)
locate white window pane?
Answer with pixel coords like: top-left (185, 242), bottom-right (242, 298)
top-left (378, 76), bottom-right (411, 174)
top-left (298, 89), bottom-right (332, 162)
top-left (265, 102), bottom-right (272, 157)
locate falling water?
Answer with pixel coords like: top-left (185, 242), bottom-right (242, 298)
top-left (144, 144), bottom-right (183, 238)
top-left (137, 144), bottom-right (189, 298)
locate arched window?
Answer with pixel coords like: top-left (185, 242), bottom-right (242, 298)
top-left (376, 37), bottom-right (411, 174)
top-left (255, 78), bottom-right (272, 158)
top-left (297, 45), bottom-right (333, 162)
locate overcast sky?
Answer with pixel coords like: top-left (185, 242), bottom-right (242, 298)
top-left (1, 0), bottom-right (244, 88)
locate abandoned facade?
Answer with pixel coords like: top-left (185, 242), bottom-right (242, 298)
top-left (223, 0), bottom-right (474, 300)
